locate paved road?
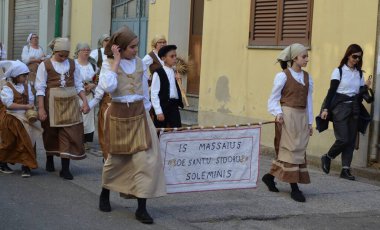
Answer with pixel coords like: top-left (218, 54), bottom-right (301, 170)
top-left (1, 138), bottom-right (380, 230)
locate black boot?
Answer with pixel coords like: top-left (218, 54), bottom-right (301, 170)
top-left (59, 158), bottom-right (73, 180)
top-left (340, 168), bottom-right (355, 180)
top-left (262, 173), bottom-right (279, 192)
top-left (321, 154), bottom-right (331, 174)
top-left (99, 188), bottom-right (111, 212)
top-left (135, 198), bottom-right (153, 224)
top-left (46, 155), bottom-right (55, 172)
top-left (290, 183), bottom-right (306, 202)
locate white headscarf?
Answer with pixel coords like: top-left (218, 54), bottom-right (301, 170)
top-left (48, 37), bottom-right (70, 52)
top-left (0, 60), bottom-right (29, 80)
top-left (27, 33), bottom-right (34, 43)
top-left (277, 43), bottom-right (307, 62)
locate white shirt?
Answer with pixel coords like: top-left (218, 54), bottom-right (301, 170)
top-left (35, 59), bottom-right (84, 96)
top-left (142, 50), bottom-right (164, 74)
top-left (21, 45), bottom-right (45, 64)
top-left (268, 68), bottom-right (314, 125)
top-left (1, 82), bottom-right (34, 110)
top-left (90, 48), bottom-right (107, 64)
top-left (331, 64), bottom-right (365, 97)
top-left (98, 58), bottom-right (151, 110)
top-left (74, 60), bottom-right (97, 82)
top-left (151, 65), bottom-right (179, 115)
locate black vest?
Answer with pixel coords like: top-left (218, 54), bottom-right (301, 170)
top-left (155, 67), bottom-right (184, 109)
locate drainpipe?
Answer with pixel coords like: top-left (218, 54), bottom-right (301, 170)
top-left (369, 1), bottom-right (380, 163)
top-left (54, 0), bottom-right (63, 37)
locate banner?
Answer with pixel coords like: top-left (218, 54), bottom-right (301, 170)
top-left (159, 127), bottom-right (261, 193)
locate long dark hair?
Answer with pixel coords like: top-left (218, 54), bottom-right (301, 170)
top-left (339, 44), bottom-right (363, 70)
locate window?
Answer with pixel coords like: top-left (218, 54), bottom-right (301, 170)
top-left (249, 0), bottom-right (313, 47)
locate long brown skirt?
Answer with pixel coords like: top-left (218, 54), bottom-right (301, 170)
top-left (270, 107), bottom-right (310, 184)
top-left (0, 110), bottom-right (37, 168)
top-left (41, 119), bottom-right (86, 160)
top-left (97, 93), bottom-right (111, 159)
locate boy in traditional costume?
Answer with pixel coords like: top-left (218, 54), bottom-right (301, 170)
top-left (151, 45), bottom-right (183, 128)
top-left (97, 26), bottom-right (166, 224)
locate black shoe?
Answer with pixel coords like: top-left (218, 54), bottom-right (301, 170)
top-left (135, 209), bottom-right (154, 224)
top-left (321, 154), bottom-right (331, 174)
top-left (291, 190), bottom-right (306, 202)
top-left (59, 170), bottom-right (73, 180)
top-left (99, 194), bottom-right (111, 212)
top-left (340, 168), bottom-right (355, 180)
top-left (21, 166), bottom-right (31, 178)
top-left (262, 174), bottom-right (279, 192)
top-left (46, 158), bottom-right (55, 172)
top-left (0, 163), bottom-right (14, 174)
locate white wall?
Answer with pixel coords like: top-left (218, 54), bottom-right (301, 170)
top-left (39, 0), bottom-right (55, 53)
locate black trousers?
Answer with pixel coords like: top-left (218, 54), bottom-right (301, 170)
top-left (327, 103), bottom-right (358, 168)
top-left (84, 132), bottom-right (94, 143)
top-left (153, 100), bottom-right (182, 128)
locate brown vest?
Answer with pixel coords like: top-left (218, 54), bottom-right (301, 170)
top-left (280, 69), bottom-right (309, 109)
top-left (148, 51), bottom-right (162, 75)
top-left (7, 82), bottom-right (29, 105)
top-left (44, 58), bottom-right (76, 89)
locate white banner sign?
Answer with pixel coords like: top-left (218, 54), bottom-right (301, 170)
top-left (159, 127), bottom-right (261, 193)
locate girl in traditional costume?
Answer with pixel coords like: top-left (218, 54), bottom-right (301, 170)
top-left (35, 38), bottom-right (90, 180)
top-left (0, 60), bottom-right (41, 177)
top-left (262, 43), bottom-right (313, 202)
top-left (97, 26), bottom-right (166, 224)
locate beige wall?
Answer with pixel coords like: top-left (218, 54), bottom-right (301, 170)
top-left (70, 0), bottom-right (93, 56)
top-left (146, 0), bottom-right (171, 52)
top-left (198, 0), bottom-right (378, 166)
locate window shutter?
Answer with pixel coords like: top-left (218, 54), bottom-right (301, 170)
top-left (249, 0), bottom-right (279, 46)
top-left (278, 0), bottom-right (312, 46)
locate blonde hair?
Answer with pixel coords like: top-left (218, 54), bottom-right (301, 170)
top-left (151, 34), bottom-right (166, 48)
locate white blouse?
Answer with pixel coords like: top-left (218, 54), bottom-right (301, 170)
top-left (35, 59), bottom-right (84, 97)
top-left (151, 65), bottom-right (179, 115)
top-left (74, 60), bottom-right (97, 82)
top-left (268, 68), bottom-right (314, 125)
top-left (331, 64), bottom-right (365, 97)
top-left (142, 51), bottom-right (164, 67)
top-left (98, 58), bottom-right (151, 110)
top-left (90, 48), bottom-right (107, 64)
top-left (21, 45), bottom-right (45, 64)
top-left (1, 82), bottom-right (34, 109)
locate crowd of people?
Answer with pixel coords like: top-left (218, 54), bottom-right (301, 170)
top-left (0, 26), bottom-right (374, 224)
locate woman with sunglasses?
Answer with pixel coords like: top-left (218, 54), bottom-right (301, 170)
top-left (35, 38), bottom-right (90, 180)
top-left (75, 43), bottom-right (98, 151)
top-left (320, 44), bottom-right (372, 180)
top-left (21, 33), bottom-right (46, 93)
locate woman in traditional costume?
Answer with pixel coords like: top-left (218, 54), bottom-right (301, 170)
top-left (262, 43), bottom-right (313, 202)
top-left (97, 26), bottom-right (166, 224)
top-left (75, 43), bottom-right (97, 150)
top-left (35, 38), bottom-right (90, 180)
top-left (0, 60), bottom-right (41, 177)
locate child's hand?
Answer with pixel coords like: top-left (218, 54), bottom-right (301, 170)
top-left (38, 107), bottom-right (47, 121)
top-left (81, 101), bottom-right (90, 114)
top-left (275, 113), bottom-right (283, 124)
top-left (320, 110), bottom-right (328, 120)
top-left (26, 104), bottom-right (34, 110)
top-left (157, 113), bottom-right (165, 122)
top-left (111, 45), bottom-right (121, 61)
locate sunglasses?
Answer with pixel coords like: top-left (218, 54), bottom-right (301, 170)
top-left (351, 55), bottom-right (362, 60)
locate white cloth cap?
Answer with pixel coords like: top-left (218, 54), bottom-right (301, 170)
top-left (277, 43), bottom-right (307, 62)
top-left (0, 60), bottom-right (29, 79)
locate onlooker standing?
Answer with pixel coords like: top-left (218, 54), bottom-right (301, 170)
top-left (90, 34), bottom-right (110, 70)
top-left (75, 43), bottom-right (97, 151)
top-left (142, 35), bottom-right (166, 78)
top-left (0, 41), bottom-right (6, 60)
top-left (320, 44), bottom-right (372, 180)
top-left (21, 33), bottom-right (46, 92)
